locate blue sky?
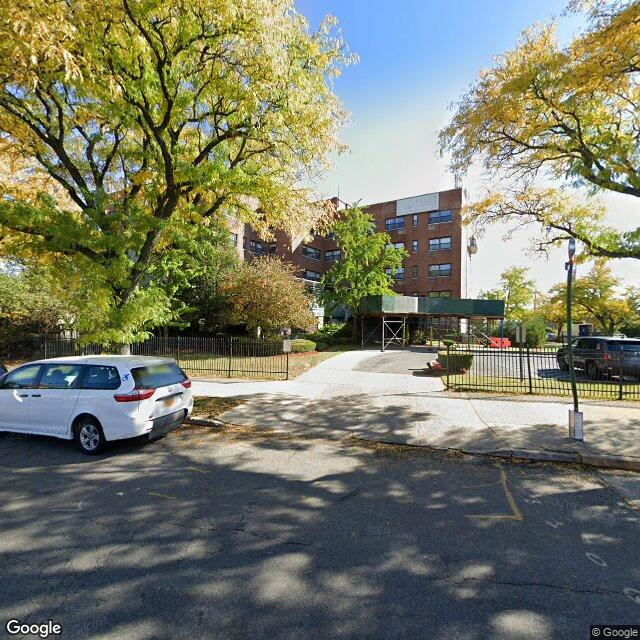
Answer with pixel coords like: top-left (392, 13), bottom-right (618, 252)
top-left (295, 0), bottom-right (640, 296)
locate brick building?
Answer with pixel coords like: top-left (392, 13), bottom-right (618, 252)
top-left (231, 187), bottom-right (466, 314)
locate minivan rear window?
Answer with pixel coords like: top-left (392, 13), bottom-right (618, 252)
top-left (131, 363), bottom-right (187, 389)
top-left (607, 341), bottom-right (640, 352)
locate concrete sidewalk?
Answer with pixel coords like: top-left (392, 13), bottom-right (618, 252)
top-left (191, 349), bottom-right (640, 471)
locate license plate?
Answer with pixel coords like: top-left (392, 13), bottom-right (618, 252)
top-left (162, 396), bottom-right (177, 408)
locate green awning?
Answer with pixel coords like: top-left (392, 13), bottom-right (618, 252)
top-left (359, 295), bottom-right (504, 318)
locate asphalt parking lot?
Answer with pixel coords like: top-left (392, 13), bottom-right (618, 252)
top-left (1, 426), bottom-right (640, 639)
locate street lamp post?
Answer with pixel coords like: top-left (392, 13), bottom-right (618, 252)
top-left (566, 238), bottom-right (583, 440)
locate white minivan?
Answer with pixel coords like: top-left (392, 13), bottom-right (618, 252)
top-left (0, 356), bottom-right (194, 454)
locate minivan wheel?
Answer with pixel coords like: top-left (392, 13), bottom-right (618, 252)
top-left (75, 418), bottom-right (106, 455)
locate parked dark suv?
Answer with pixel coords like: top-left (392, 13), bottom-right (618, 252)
top-left (557, 337), bottom-right (640, 380)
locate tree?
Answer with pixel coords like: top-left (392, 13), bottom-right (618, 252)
top-left (478, 266), bottom-right (535, 320)
top-left (174, 238), bottom-right (240, 333)
top-left (220, 257), bottom-right (315, 336)
top-left (539, 286), bottom-right (569, 341)
top-left (439, 0), bottom-right (640, 260)
top-left (621, 286), bottom-right (640, 336)
top-left (571, 262), bottom-right (633, 335)
top-left (319, 207), bottom-right (408, 335)
top-left (0, 264), bottom-right (83, 354)
top-left (0, 0), bottom-right (354, 346)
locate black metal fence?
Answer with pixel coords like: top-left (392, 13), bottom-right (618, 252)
top-left (443, 345), bottom-right (640, 400)
top-left (3, 336), bottom-right (289, 380)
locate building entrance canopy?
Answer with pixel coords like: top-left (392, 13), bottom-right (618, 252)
top-left (359, 295), bottom-right (504, 319)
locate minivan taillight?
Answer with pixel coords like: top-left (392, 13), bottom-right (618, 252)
top-left (181, 379), bottom-right (192, 388)
top-left (114, 387), bottom-right (156, 402)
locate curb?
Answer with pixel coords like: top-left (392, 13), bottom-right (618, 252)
top-left (184, 417), bottom-right (640, 473)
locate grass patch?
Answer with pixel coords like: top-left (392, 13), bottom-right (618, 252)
top-left (179, 344), bottom-right (355, 381)
top-left (446, 374), bottom-right (639, 401)
top-left (192, 396), bottom-right (245, 419)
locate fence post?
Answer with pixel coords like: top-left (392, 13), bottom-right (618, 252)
top-left (526, 346), bottom-right (533, 394)
top-left (43, 338), bottom-right (48, 360)
top-left (228, 338), bottom-right (233, 378)
top-left (286, 351), bottom-right (289, 381)
top-left (176, 336), bottom-right (181, 366)
top-left (518, 344), bottom-right (524, 382)
top-left (618, 353), bottom-right (624, 401)
top-left (446, 344), bottom-right (450, 389)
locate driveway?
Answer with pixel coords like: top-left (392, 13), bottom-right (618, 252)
top-left (2, 425), bottom-right (640, 639)
top-left (353, 346), bottom-right (437, 375)
top-left (193, 349), bottom-right (640, 462)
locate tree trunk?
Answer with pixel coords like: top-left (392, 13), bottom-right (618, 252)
top-left (351, 315), bottom-right (359, 342)
top-left (114, 343), bottom-right (131, 355)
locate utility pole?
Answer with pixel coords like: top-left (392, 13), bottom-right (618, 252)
top-left (566, 238), bottom-right (583, 440)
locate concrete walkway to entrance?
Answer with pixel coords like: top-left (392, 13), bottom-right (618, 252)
top-left (191, 349), bottom-right (640, 470)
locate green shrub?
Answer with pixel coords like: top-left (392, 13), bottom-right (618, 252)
top-left (502, 317), bottom-right (547, 347)
top-left (317, 322), bottom-right (350, 337)
top-left (436, 351), bottom-right (473, 372)
top-left (410, 329), bottom-right (427, 345)
top-left (315, 340), bottom-right (327, 351)
top-left (442, 339), bottom-right (455, 347)
top-left (290, 338), bottom-right (316, 353)
top-left (337, 337), bottom-right (350, 345)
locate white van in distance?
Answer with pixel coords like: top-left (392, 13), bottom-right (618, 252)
top-left (0, 356), bottom-right (194, 454)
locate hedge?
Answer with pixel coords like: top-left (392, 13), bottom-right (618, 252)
top-left (315, 341), bottom-right (327, 351)
top-left (290, 338), bottom-right (316, 353)
top-left (436, 350), bottom-right (474, 372)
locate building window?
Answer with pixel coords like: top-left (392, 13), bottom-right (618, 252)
top-left (386, 241), bottom-right (405, 250)
top-left (412, 240), bottom-right (419, 253)
top-left (429, 263), bottom-right (452, 277)
top-left (249, 240), bottom-right (264, 255)
top-left (412, 292), bottom-right (419, 297)
top-left (428, 210), bottom-right (453, 224)
top-left (385, 216), bottom-right (405, 232)
top-left (268, 244), bottom-right (277, 255)
top-left (440, 291), bottom-right (452, 298)
top-left (325, 249), bottom-right (341, 262)
top-left (231, 233), bottom-right (238, 246)
top-left (386, 267), bottom-right (405, 282)
top-left (412, 266), bottom-right (419, 279)
top-left (428, 290), bottom-right (452, 298)
top-left (412, 213), bottom-right (418, 227)
top-left (302, 245), bottom-right (321, 260)
top-left (305, 270), bottom-right (321, 282)
top-left (429, 236), bottom-right (452, 251)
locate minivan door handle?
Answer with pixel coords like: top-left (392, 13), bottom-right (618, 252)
top-left (31, 394), bottom-right (42, 398)
top-left (18, 393), bottom-right (29, 398)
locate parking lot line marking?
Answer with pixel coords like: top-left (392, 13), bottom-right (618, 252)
top-left (467, 466), bottom-right (524, 522)
top-left (148, 492), bottom-right (178, 501)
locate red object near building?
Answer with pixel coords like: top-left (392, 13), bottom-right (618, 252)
top-left (489, 337), bottom-right (511, 348)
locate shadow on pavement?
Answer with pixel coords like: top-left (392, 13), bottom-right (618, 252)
top-left (1, 420), bottom-right (639, 639)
